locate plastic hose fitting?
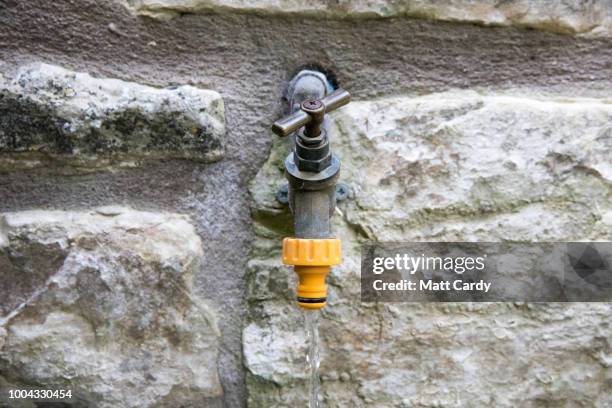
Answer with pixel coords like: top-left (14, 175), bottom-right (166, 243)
top-left (282, 238), bottom-right (342, 309)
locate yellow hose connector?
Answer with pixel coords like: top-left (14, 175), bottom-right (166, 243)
top-left (282, 238), bottom-right (342, 309)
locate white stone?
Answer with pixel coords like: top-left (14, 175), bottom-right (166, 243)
top-left (331, 92), bottom-right (612, 242)
top-left (0, 209), bottom-right (222, 407)
top-left (0, 63), bottom-right (226, 170)
top-left (124, 0), bottom-right (612, 37)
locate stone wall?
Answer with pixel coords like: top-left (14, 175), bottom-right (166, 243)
top-left (0, 0), bottom-right (611, 407)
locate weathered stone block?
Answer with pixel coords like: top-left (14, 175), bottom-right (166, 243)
top-left (0, 64), bottom-right (226, 171)
top-left (124, 0), bottom-right (612, 37)
top-left (0, 207), bottom-right (222, 407)
top-left (245, 91), bottom-right (612, 407)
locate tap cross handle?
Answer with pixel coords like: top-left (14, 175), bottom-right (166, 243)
top-left (272, 89), bottom-right (351, 137)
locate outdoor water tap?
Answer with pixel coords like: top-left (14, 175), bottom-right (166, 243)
top-left (272, 88), bottom-right (351, 309)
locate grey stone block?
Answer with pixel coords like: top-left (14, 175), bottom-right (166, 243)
top-left (0, 64), bottom-right (226, 171)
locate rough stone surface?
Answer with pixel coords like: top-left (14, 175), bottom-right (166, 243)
top-left (0, 63), bottom-right (225, 171)
top-left (124, 0), bottom-right (612, 37)
top-left (0, 208), bottom-right (222, 408)
top-left (1, 1), bottom-right (611, 406)
top-left (245, 91), bottom-right (612, 407)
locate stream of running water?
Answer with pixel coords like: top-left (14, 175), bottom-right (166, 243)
top-left (304, 310), bottom-right (322, 408)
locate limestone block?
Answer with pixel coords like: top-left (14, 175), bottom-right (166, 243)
top-left (0, 63), bottom-right (226, 171)
top-left (0, 207), bottom-right (222, 408)
top-left (124, 0), bottom-right (612, 37)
